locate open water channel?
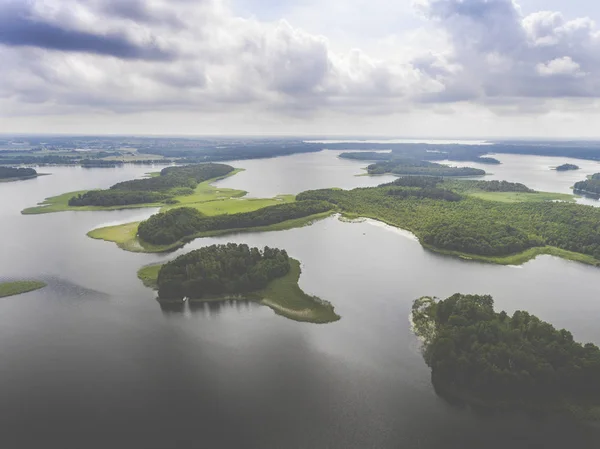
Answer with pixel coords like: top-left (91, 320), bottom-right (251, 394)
top-left (1, 150), bottom-right (600, 448)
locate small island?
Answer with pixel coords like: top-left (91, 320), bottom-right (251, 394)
top-left (139, 244), bottom-right (339, 323)
top-left (556, 164), bottom-right (580, 171)
top-left (0, 280), bottom-right (46, 298)
top-left (412, 294), bottom-right (600, 420)
top-left (0, 166), bottom-right (40, 182)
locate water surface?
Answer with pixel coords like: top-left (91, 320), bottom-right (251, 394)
top-left (1, 158), bottom-right (599, 448)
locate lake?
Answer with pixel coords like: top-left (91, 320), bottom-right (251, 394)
top-left (1, 154), bottom-right (600, 448)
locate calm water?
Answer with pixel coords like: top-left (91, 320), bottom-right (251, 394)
top-left (1, 156), bottom-right (600, 448)
top-left (440, 153), bottom-right (600, 207)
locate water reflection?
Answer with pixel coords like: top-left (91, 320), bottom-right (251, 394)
top-left (159, 298), bottom-right (260, 317)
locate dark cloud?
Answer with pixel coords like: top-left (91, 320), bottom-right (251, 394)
top-left (98, 0), bottom-right (184, 27)
top-left (0, 2), bottom-right (174, 60)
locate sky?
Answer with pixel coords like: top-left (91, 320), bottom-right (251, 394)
top-left (2, 0), bottom-right (600, 137)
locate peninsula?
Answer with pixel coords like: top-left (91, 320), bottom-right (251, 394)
top-left (138, 244), bottom-right (339, 323)
top-left (574, 173), bottom-right (600, 198)
top-left (0, 280), bottom-right (46, 298)
top-left (412, 294), bottom-right (600, 420)
top-left (0, 167), bottom-right (41, 182)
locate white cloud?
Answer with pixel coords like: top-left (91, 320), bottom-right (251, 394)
top-left (2, 0), bottom-right (600, 135)
top-left (537, 57), bottom-right (584, 77)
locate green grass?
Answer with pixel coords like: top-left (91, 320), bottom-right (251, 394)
top-left (88, 210), bottom-right (334, 253)
top-left (0, 281), bottom-right (46, 298)
top-left (468, 191), bottom-right (576, 203)
top-left (137, 259), bottom-right (340, 324)
top-left (137, 264), bottom-right (162, 289)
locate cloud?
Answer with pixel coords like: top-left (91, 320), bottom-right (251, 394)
top-left (0, 1), bottom-right (174, 60)
top-left (3, 0), bottom-right (600, 125)
top-left (537, 57), bottom-right (584, 77)
top-left (418, 0), bottom-right (600, 106)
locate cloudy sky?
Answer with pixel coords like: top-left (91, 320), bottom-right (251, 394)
top-left (2, 0), bottom-right (600, 137)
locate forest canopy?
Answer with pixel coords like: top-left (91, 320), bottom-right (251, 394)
top-left (412, 294), bottom-right (600, 415)
top-left (367, 160), bottom-right (485, 177)
top-left (157, 243), bottom-right (290, 300)
top-left (68, 163), bottom-right (233, 207)
top-left (0, 166), bottom-right (37, 179)
top-left (297, 180), bottom-right (600, 260)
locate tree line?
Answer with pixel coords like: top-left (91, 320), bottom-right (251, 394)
top-left (138, 200), bottom-right (334, 245)
top-left (68, 163), bottom-right (233, 207)
top-left (412, 294), bottom-right (600, 413)
top-left (0, 167), bottom-right (37, 179)
top-left (157, 243), bottom-right (290, 300)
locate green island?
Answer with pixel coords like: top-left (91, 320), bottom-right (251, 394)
top-left (296, 177), bottom-right (599, 266)
top-left (0, 167), bottom-right (42, 182)
top-left (138, 244), bottom-right (339, 324)
top-left (574, 173), bottom-right (600, 198)
top-left (412, 294), bottom-right (600, 420)
top-left (0, 280), bottom-right (47, 298)
top-left (366, 160), bottom-right (486, 177)
top-left (555, 163), bottom-right (580, 172)
top-left (22, 163), bottom-right (245, 214)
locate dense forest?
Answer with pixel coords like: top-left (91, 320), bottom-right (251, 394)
top-left (68, 163), bottom-right (233, 207)
top-left (442, 179), bottom-right (534, 193)
top-left (574, 173), bottom-right (600, 196)
top-left (80, 159), bottom-right (124, 168)
top-left (297, 182), bottom-right (600, 260)
top-left (340, 148), bottom-right (501, 165)
top-left (412, 294), bottom-right (600, 414)
top-left (367, 160), bottom-right (486, 177)
top-left (157, 244), bottom-right (290, 300)
top-left (0, 166), bottom-right (38, 179)
top-left (329, 141), bottom-right (600, 161)
top-left (138, 200), bottom-right (334, 245)
top-left (556, 164), bottom-right (580, 171)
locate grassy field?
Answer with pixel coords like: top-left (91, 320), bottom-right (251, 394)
top-left (468, 191), bottom-right (576, 203)
top-left (89, 210), bottom-right (334, 253)
top-left (0, 281), bottom-right (47, 298)
top-left (137, 259), bottom-right (340, 324)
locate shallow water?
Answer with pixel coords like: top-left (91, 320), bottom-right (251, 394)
top-left (1, 157), bottom-right (600, 448)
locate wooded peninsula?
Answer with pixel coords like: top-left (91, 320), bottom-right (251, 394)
top-left (0, 167), bottom-right (40, 182)
top-left (412, 294), bottom-right (600, 419)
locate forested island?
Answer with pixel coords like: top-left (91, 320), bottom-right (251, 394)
top-left (297, 177), bottom-right (600, 265)
top-left (574, 173), bottom-right (600, 198)
top-left (0, 280), bottom-right (46, 298)
top-left (141, 244), bottom-right (339, 323)
top-left (340, 150), bottom-right (500, 165)
top-left (412, 294), bottom-right (600, 419)
top-left (0, 166), bottom-right (40, 182)
top-left (137, 200), bottom-right (334, 249)
top-left (556, 164), bottom-right (580, 171)
top-left (69, 163), bottom-right (233, 207)
top-left (367, 160), bottom-right (486, 177)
